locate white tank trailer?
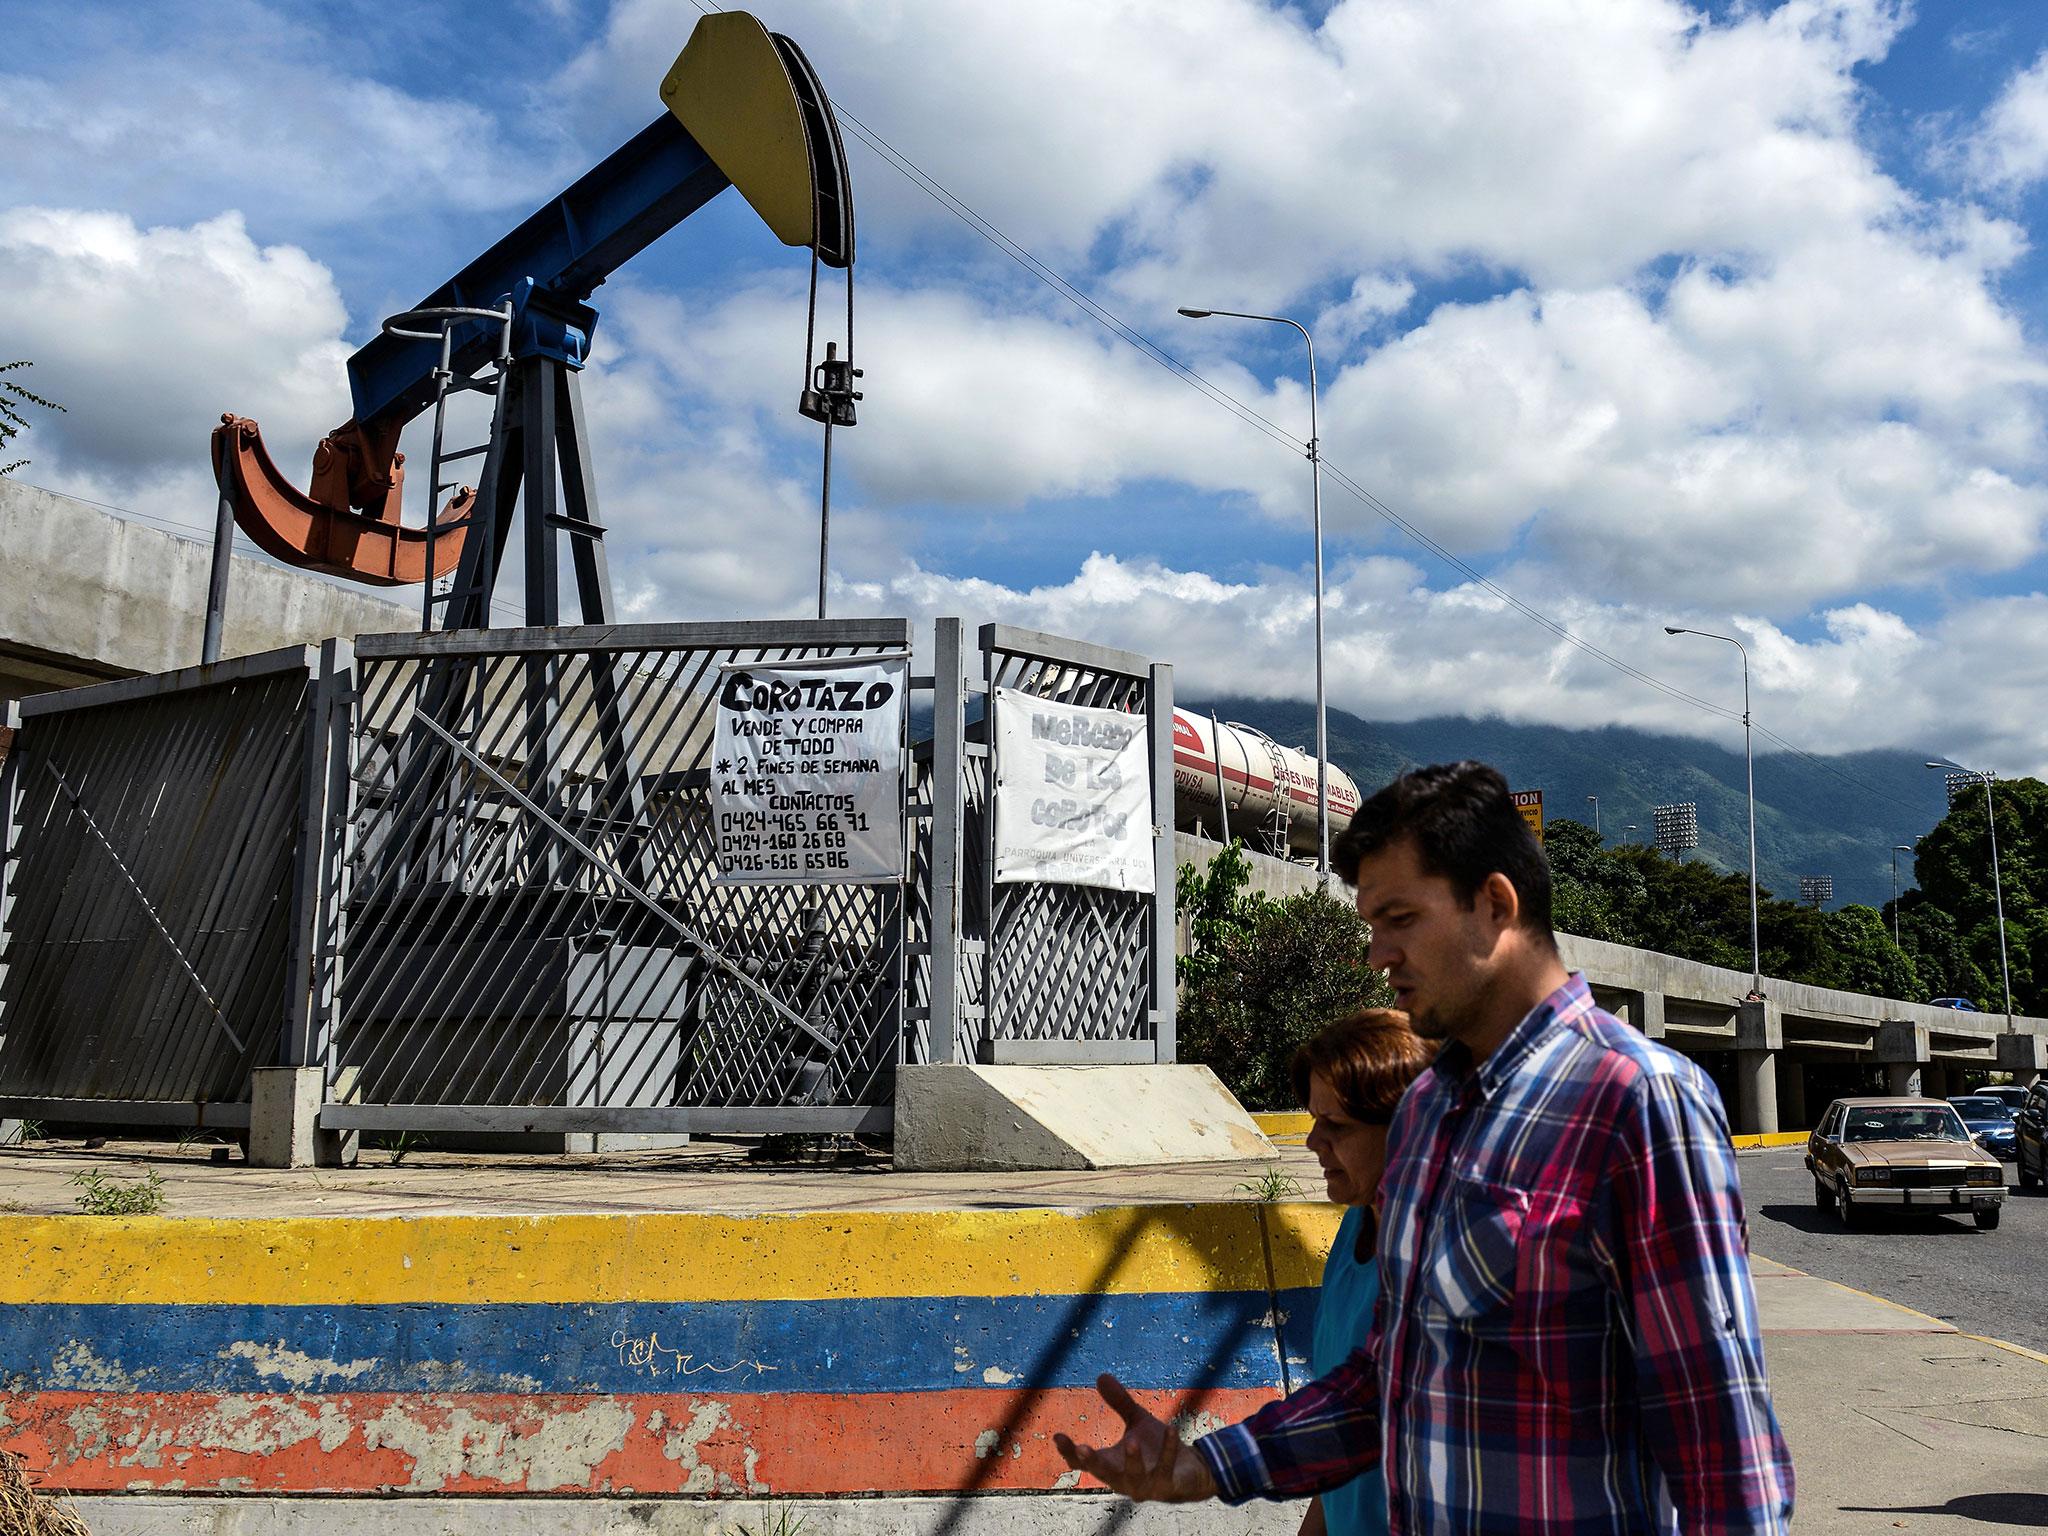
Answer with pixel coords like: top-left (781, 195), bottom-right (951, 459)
top-left (1171, 709), bottom-right (1361, 859)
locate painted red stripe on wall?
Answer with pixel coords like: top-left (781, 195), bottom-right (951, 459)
top-left (1, 1387), bottom-right (1281, 1496)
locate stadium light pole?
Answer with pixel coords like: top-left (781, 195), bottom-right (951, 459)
top-left (1180, 305), bottom-right (1329, 884)
top-left (1891, 844), bottom-right (1913, 947)
top-left (1927, 762), bottom-right (2014, 1031)
top-left (1665, 625), bottom-right (1762, 999)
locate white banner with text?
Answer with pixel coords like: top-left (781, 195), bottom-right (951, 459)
top-left (992, 688), bottom-right (1154, 892)
top-left (710, 658), bottom-right (907, 884)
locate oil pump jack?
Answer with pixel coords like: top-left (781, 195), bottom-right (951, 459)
top-left (198, 14), bottom-right (872, 1121)
top-left (208, 9), bottom-right (860, 643)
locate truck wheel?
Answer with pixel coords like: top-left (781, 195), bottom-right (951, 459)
top-left (1974, 1206), bottom-right (2001, 1231)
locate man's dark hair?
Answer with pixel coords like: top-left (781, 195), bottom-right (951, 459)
top-left (1332, 760), bottom-right (1555, 943)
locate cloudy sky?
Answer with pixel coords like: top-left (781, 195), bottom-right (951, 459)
top-left (6, 0), bottom-right (2048, 772)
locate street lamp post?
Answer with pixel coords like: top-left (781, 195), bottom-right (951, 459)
top-left (1665, 626), bottom-right (1763, 999)
top-left (1926, 762), bottom-right (2015, 1031)
top-left (1891, 844), bottom-right (1913, 947)
top-left (1179, 305), bottom-right (1329, 884)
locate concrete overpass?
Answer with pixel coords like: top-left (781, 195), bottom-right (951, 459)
top-left (1177, 834), bottom-right (2048, 1133)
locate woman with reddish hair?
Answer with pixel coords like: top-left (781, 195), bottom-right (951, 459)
top-left (1289, 1008), bottom-right (1435, 1536)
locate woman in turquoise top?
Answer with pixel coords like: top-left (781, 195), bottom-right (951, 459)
top-left (1290, 1008), bottom-right (1435, 1536)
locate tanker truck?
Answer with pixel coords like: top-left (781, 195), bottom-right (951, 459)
top-left (1171, 710), bottom-right (1361, 860)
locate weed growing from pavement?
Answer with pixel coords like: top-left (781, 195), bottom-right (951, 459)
top-left (725, 1504), bottom-right (806, 1536)
top-left (1236, 1164), bottom-right (1304, 1201)
top-left (363, 1130), bottom-right (423, 1166)
top-left (71, 1168), bottom-right (165, 1216)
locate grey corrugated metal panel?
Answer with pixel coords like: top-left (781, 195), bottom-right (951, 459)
top-left (123, 678), bottom-right (303, 1099)
top-left (355, 619), bottom-right (912, 660)
top-left (109, 676), bottom-right (303, 1101)
top-left (1, 716), bottom-right (150, 1092)
top-left (0, 670), bottom-right (306, 1105)
top-left (17, 645), bottom-right (317, 719)
top-left (109, 682), bottom-right (260, 1097)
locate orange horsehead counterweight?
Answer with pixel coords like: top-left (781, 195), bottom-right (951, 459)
top-left (210, 9), bottom-right (854, 591)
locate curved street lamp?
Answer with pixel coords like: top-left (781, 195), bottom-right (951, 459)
top-left (1178, 306), bottom-right (1329, 884)
top-left (1891, 844), bottom-right (1913, 947)
top-left (1665, 625), bottom-right (1763, 999)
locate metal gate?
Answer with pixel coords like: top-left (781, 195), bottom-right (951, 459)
top-left (922, 622), bottom-right (1176, 1069)
top-left (0, 647), bottom-right (328, 1127)
top-left (314, 621), bottom-right (913, 1136)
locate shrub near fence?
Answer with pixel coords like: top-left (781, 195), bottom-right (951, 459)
top-left (1174, 842), bottom-right (1393, 1109)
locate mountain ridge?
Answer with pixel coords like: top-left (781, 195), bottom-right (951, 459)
top-left (1187, 697), bottom-right (1953, 913)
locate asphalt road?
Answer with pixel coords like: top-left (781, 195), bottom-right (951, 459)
top-left (1737, 1145), bottom-right (2048, 1356)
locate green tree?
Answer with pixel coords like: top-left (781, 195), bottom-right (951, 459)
top-left (0, 360), bottom-right (64, 475)
top-left (1895, 777), bottom-right (2047, 1014)
top-left (1818, 904), bottom-right (1923, 1000)
top-left (1544, 819), bottom-right (1643, 945)
top-left (1175, 845), bottom-right (1393, 1109)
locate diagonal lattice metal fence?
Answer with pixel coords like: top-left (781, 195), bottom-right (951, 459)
top-left (0, 618), bottom-right (1176, 1141)
top-left (316, 621), bottom-right (914, 1136)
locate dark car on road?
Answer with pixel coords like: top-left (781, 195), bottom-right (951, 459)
top-left (1949, 1095), bottom-right (2019, 1160)
top-left (2017, 1082), bottom-right (2048, 1190)
top-left (1979, 1085), bottom-right (2031, 1113)
top-left (1806, 1096), bottom-right (2006, 1230)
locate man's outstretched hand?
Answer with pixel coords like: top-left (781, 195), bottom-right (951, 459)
top-left (1052, 1374), bottom-right (1220, 1503)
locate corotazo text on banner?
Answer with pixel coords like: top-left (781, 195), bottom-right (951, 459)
top-left (992, 687), bottom-right (1154, 892)
top-left (710, 658), bottom-right (907, 884)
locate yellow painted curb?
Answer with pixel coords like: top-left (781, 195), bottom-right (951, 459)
top-left (1728, 1130), bottom-right (1810, 1149)
top-left (0, 1204), bottom-right (1288, 1307)
top-left (1962, 1333), bottom-right (2048, 1368)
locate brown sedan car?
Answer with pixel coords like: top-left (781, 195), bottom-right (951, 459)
top-left (1805, 1096), bottom-right (2007, 1230)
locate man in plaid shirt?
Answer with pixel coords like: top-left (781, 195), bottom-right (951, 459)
top-left (1056, 761), bottom-right (1794, 1534)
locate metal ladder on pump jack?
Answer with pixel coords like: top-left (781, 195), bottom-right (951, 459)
top-left (377, 302), bottom-right (517, 631)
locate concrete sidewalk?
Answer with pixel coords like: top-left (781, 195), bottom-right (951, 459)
top-left (6, 1139), bottom-right (2048, 1533)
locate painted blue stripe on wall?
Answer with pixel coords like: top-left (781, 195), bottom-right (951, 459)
top-left (2, 1290), bottom-right (1323, 1397)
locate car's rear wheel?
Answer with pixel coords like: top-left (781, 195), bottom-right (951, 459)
top-left (1974, 1206), bottom-right (2001, 1231)
top-left (1813, 1177), bottom-right (1835, 1211)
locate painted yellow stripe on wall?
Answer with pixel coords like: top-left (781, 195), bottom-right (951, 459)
top-left (1253, 1112), bottom-right (1311, 1137)
top-left (1, 1204), bottom-right (1292, 1306)
top-left (1265, 1201), bottom-right (1346, 1290)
